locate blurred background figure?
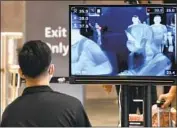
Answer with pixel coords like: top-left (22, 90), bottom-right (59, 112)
top-left (89, 23), bottom-right (102, 46)
top-left (167, 15), bottom-right (176, 36)
top-left (166, 14), bottom-right (176, 53)
top-left (166, 32), bottom-right (174, 53)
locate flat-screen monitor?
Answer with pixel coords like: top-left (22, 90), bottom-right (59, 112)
top-left (69, 5), bottom-right (177, 85)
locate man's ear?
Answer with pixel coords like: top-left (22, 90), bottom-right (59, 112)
top-left (48, 64), bottom-right (55, 75)
top-left (18, 68), bottom-right (25, 79)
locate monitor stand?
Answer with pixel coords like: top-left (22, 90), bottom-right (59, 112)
top-left (120, 85), bottom-right (152, 127)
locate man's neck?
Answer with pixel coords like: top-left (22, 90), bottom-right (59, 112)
top-left (25, 79), bottom-right (49, 87)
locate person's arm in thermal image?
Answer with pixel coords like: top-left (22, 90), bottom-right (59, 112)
top-left (83, 40), bottom-right (112, 75)
top-left (85, 59), bottom-right (112, 75)
top-left (72, 51), bottom-right (90, 75)
top-left (75, 102), bottom-right (91, 127)
top-left (71, 38), bottom-right (93, 75)
top-left (137, 55), bottom-right (172, 76)
top-left (158, 86), bottom-right (176, 108)
top-left (89, 23), bottom-right (95, 31)
top-left (119, 54), bottom-right (171, 76)
top-left (72, 38), bottom-right (112, 75)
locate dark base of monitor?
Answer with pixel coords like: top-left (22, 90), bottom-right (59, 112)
top-left (124, 0), bottom-right (151, 4)
top-left (163, 0), bottom-right (177, 3)
top-left (69, 76), bottom-right (176, 85)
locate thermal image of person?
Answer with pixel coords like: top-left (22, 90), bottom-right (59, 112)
top-left (71, 13), bottom-right (112, 75)
top-left (167, 14), bottom-right (176, 36)
top-left (127, 15), bottom-right (142, 70)
top-left (89, 23), bottom-right (102, 45)
top-left (128, 15), bottom-right (141, 28)
top-left (151, 15), bottom-right (168, 53)
top-left (119, 23), bottom-right (171, 76)
top-left (166, 32), bottom-right (174, 53)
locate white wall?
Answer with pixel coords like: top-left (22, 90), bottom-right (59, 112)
top-left (50, 84), bottom-right (84, 104)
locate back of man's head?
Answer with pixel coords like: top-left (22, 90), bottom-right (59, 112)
top-left (18, 40), bottom-right (52, 78)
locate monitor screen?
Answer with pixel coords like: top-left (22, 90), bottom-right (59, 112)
top-left (69, 5), bottom-right (177, 84)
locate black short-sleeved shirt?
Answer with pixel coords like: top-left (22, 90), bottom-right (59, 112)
top-left (0, 86), bottom-right (91, 127)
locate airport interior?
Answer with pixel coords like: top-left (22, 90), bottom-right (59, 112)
top-left (1, 0), bottom-right (177, 127)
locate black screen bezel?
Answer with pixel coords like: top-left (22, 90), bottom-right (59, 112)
top-left (69, 4), bottom-right (177, 85)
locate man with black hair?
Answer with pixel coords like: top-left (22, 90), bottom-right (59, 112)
top-left (0, 40), bottom-right (91, 127)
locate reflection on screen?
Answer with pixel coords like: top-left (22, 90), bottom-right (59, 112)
top-left (70, 6), bottom-right (177, 77)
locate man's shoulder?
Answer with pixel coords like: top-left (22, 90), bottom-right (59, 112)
top-left (2, 96), bottom-right (22, 115)
top-left (51, 91), bottom-right (82, 104)
top-left (5, 91), bottom-right (82, 109)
